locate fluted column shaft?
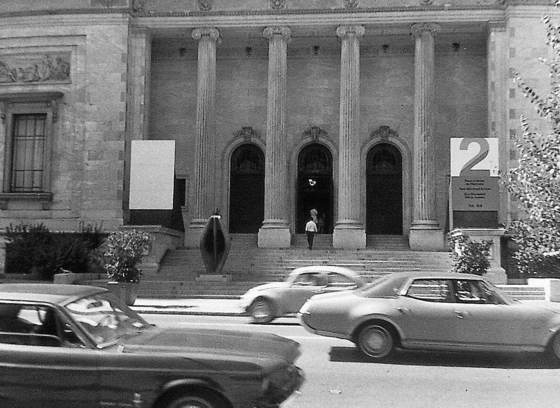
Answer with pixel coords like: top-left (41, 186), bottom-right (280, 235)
top-left (336, 25), bottom-right (364, 225)
top-left (190, 27), bottom-right (220, 223)
top-left (487, 21), bottom-right (508, 224)
top-left (333, 25), bottom-right (366, 249)
top-left (258, 26), bottom-right (291, 248)
top-left (411, 23), bottom-right (439, 226)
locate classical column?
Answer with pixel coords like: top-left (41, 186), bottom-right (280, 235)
top-left (185, 27), bottom-right (220, 248)
top-left (409, 23), bottom-right (443, 251)
top-left (258, 26), bottom-right (292, 248)
top-left (488, 21), bottom-right (509, 226)
top-left (333, 25), bottom-right (366, 249)
top-left (124, 28), bottom-right (152, 225)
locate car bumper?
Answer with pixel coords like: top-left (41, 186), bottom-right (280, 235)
top-left (254, 366), bottom-right (304, 408)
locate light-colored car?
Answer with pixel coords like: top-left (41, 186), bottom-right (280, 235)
top-left (299, 271), bottom-right (560, 362)
top-left (0, 283), bottom-right (303, 408)
top-left (240, 266), bottom-right (365, 324)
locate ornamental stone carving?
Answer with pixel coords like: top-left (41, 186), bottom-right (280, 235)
top-left (131, 0), bottom-right (145, 13)
top-left (410, 23), bottom-right (440, 37)
top-left (191, 27), bottom-right (221, 42)
top-left (343, 0), bottom-right (359, 9)
top-left (262, 26), bottom-right (292, 41)
top-left (0, 53), bottom-right (70, 84)
top-left (303, 126), bottom-right (328, 141)
top-left (336, 25), bottom-right (365, 39)
top-left (234, 126), bottom-right (259, 141)
top-left (420, 0), bottom-right (433, 5)
top-left (370, 125), bottom-right (398, 141)
top-left (198, 0), bottom-right (212, 11)
top-left (270, 0), bottom-right (286, 9)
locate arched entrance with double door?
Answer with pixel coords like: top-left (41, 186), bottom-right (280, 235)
top-left (229, 143), bottom-right (264, 233)
top-left (296, 143), bottom-right (333, 234)
top-left (366, 143), bottom-right (403, 234)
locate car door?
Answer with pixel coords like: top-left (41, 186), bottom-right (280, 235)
top-left (0, 303), bottom-right (99, 408)
top-left (450, 279), bottom-right (551, 348)
top-left (284, 271), bottom-right (326, 313)
top-left (397, 278), bottom-right (461, 346)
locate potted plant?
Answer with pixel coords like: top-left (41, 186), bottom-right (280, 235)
top-left (104, 229), bottom-right (151, 305)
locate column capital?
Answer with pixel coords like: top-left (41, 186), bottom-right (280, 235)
top-left (487, 20), bottom-right (507, 33)
top-left (191, 27), bottom-right (221, 42)
top-left (263, 26), bottom-right (291, 41)
top-left (410, 23), bottom-right (440, 37)
top-left (336, 25), bottom-right (365, 39)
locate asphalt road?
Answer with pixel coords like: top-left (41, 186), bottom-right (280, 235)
top-left (144, 314), bottom-right (560, 408)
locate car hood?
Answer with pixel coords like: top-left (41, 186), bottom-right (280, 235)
top-left (120, 327), bottom-right (300, 363)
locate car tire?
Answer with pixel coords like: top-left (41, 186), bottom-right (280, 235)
top-left (249, 298), bottom-right (275, 324)
top-left (548, 331), bottom-right (560, 363)
top-left (164, 390), bottom-right (226, 408)
top-left (356, 323), bottom-right (395, 361)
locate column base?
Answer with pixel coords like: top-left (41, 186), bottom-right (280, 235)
top-left (258, 221), bottom-right (291, 248)
top-left (409, 225), bottom-right (445, 251)
top-left (184, 219), bottom-right (206, 248)
top-left (333, 223), bottom-right (366, 249)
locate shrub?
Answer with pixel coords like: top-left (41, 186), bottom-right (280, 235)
top-left (5, 222), bottom-right (105, 280)
top-left (449, 233), bottom-right (491, 276)
top-left (104, 230), bottom-right (151, 283)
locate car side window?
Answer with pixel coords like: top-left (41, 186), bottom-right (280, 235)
top-left (327, 272), bottom-right (358, 289)
top-left (293, 273), bottom-right (324, 286)
top-left (405, 279), bottom-right (452, 302)
top-left (453, 280), bottom-right (498, 304)
top-left (0, 303), bottom-right (84, 347)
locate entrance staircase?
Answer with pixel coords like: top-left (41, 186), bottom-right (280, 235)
top-left (138, 234), bottom-right (453, 298)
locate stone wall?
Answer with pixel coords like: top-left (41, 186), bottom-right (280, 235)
top-left (0, 14), bottom-right (130, 231)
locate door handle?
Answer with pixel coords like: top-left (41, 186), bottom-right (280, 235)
top-left (397, 307), bottom-right (409, 314)
top-left (454, 311), bottom-right (465, 319)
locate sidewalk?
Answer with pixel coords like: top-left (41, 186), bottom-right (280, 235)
top-left (131, 297), bottom-right (245, 316)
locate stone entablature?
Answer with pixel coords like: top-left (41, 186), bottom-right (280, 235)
top-left (3, 0), bottom-right (552, 17)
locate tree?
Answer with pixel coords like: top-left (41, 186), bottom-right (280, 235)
top-left (505, 2), bottom-right (560, 274)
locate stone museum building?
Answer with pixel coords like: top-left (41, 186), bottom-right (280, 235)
top-left (0, 0), bottom-right (556, 269)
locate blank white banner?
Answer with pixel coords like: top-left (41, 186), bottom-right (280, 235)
top-left (129, 140), bottom-right (175, 210)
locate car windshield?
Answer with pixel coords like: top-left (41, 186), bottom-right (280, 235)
top-left (64, 292), bottom-right (151, 347)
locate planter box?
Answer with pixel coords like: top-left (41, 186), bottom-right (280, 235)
top-left (106, 281), bottom-right (140, 306)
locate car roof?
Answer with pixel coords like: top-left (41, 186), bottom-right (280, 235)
top-left (289, 265), bottom-right (361, 278)
top-left (0, 283), bottom-right (107, 305)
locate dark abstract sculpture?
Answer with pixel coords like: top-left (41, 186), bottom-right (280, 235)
top-left (200, 212), bottom-right (231, 275)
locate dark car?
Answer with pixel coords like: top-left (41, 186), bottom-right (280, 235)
top-left (0, 283), bottom-right (303, 408)
top-left (299, 272), bottom-right (560, 362)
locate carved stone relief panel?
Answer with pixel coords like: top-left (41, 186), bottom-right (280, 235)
top-left (0, 53), bottom-right (71, 84)
top-left (198, 0), bottom-right (212, 11)
top-left (270, 0), bottom-right (287, 10)
top-left (343, 0), bottom-right (359, 8)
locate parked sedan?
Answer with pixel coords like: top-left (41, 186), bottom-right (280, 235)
top-left (299, 271), bottom-right (560, 362)
top-left (240, 266), bottom-right (365, 323)
top-left (0, 283), bottom-right (303, 408)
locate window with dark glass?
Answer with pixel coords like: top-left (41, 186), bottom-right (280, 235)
top-left (10, 114), bottom-right (47, 192)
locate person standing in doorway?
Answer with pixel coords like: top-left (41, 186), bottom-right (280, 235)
top-left (305, 212), bottom-right (318, 250)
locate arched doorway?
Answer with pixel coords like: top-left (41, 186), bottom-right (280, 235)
top-left (366, 143), bottom-right (403, 234)
top-left (296, 144), bottom-right (333, 233)
top-left (229, 144), bottom-right (264, 233)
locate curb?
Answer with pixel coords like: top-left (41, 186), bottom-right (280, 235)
top-left (132, 308), bottom-right (245, 317)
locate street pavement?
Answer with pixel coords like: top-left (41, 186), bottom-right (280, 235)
top-left (131, 297), bottom-right (245, 316)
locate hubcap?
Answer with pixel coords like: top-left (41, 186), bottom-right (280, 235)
top-left (552, 333), bottom-right (560, 360)
top-left (360, 326), bottom-right (392, 358)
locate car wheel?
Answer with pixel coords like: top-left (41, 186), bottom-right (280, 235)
top-left (356, 323), bottom-right (394, 360)
top-left (164, 391), bottom-right (226, 408)
top-left (249, 298), bottom-right (275, 324)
